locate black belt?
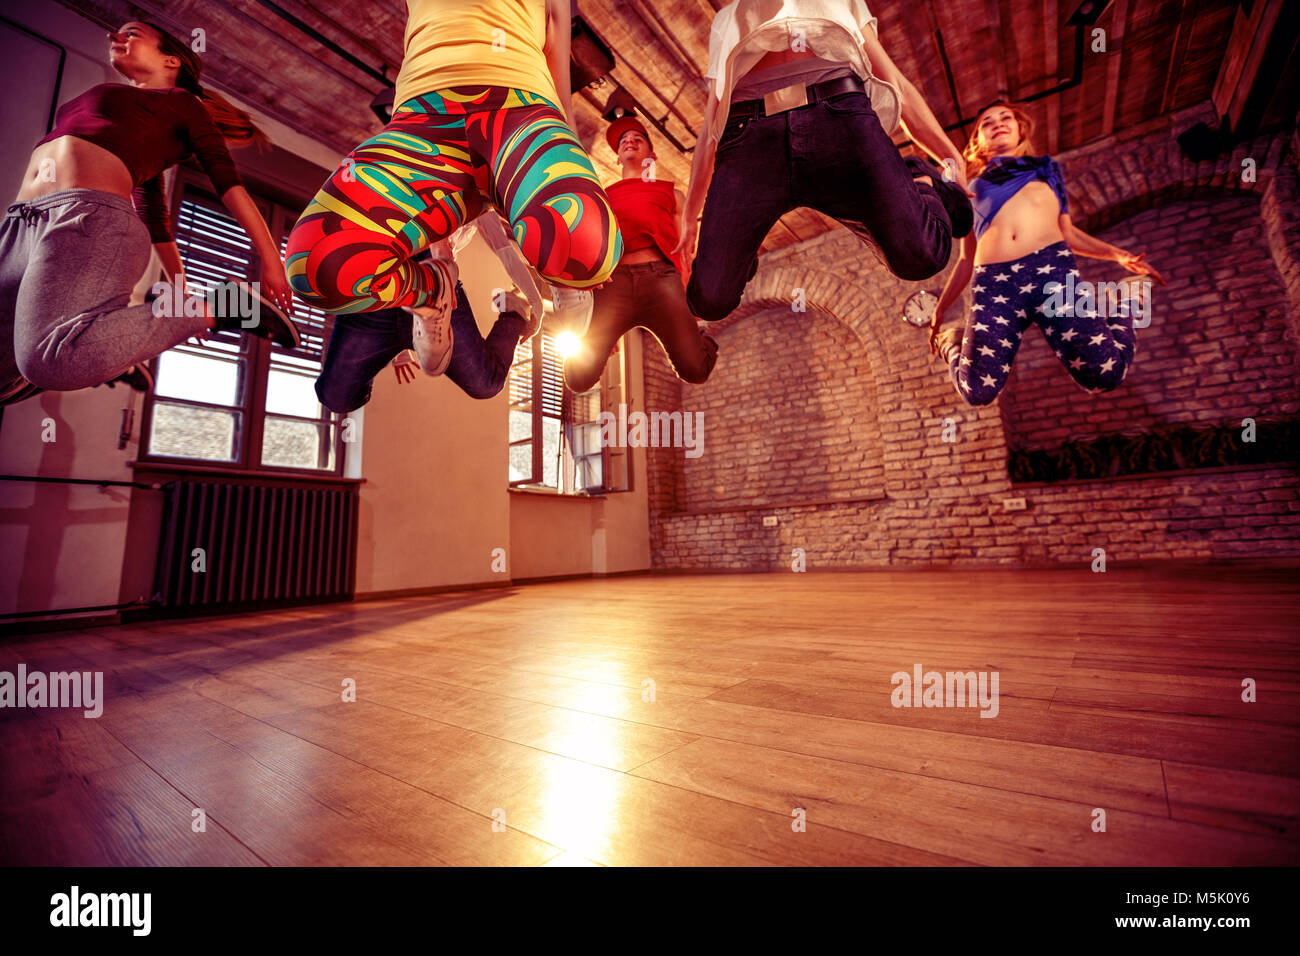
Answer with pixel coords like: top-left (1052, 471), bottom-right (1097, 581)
top-left (727, 74), bottom-right (866, 122)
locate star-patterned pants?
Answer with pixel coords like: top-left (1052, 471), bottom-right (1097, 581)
top-left (942, 241), bottom-right (1136, 405)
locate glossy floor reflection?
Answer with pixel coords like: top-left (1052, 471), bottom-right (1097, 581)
top-left (2, 565), bottom-right (1298, 866)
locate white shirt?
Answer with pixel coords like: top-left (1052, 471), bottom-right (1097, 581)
top-left (703, 0), bottom-right (902, 146)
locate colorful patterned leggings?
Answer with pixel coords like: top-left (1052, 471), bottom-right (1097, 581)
top-left (943, 241), bottom-right (1137, 405)
top-left (286, 86), bottom-right (622, 314)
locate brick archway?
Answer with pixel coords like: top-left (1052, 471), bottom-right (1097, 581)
top-left (717, 254), bottom-right (897, 365)
top-left (1056, 103), bottom-right (1294, 232)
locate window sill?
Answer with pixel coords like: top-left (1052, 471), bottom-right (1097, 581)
top-left (130, 460), bottom-right (364, 485)
top-left (509, 486), bottom-right (605, 500)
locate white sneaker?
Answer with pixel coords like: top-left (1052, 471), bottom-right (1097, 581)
top-left (475, 211), bottom-right (545, 323)
top-left (404, 257), bottom-right (458, 376)
top-left (550, 286), bottom-right (593, 338)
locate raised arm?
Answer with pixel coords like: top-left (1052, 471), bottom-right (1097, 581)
top-left (1060, 213), bottom-right (1166, 285)
top-left (219, 186), bottom-right (295, 313)
top-left (929, 232), bottom-right (977, 353)
top-left (675, 91), bottom-right (718, 268)
top-left (183, 96), bottom-right (296, 313)
top-left (544, 0), bottom-right (578, 130)
top-left (860, 29), bottom-right (966, 187)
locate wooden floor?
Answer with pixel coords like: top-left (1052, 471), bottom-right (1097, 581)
top-left (2, 565), bottom-right (1298, 866)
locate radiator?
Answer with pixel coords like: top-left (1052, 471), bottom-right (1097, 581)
top-left (154, 481), bottom-right (357, 609)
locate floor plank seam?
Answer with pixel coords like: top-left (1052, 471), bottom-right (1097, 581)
top-left (146, 685), bottom-right (563, 864)
top-left (93, 715), bottom-right (273, 866)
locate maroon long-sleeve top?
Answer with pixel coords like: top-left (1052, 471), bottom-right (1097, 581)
top-left (36, 83), bottom-right (245, 243)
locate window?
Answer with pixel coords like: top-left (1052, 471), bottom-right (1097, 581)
top-left (140, 174), bottom-right (343, 475)
top-left (509, 328), bottom-right (606, 494)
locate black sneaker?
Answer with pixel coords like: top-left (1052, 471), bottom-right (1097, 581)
top-left (905, 155), bottom-right (973, 239)
top-left (103, 364), bottom-right (154, 393)
top-left (212, 277), bottom-right (301, 349)
top-left (0, 375), bottom-right (41, 406)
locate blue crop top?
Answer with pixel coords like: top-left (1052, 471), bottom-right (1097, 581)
top-left (971, 155), bottom-right (1069, 240)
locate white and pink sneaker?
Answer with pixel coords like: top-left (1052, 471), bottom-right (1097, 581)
top-left (403, 257), bottom-right (458, 376)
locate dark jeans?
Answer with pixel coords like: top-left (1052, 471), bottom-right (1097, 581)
top-left (687, 89), bottom-right (953, 321)
top-left (564, 259), bottom-right (718, 394)
top-left (316, 280), bottom-right (524, 413)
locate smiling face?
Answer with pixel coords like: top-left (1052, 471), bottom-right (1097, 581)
top-left (107, 22), bottom-right (178, 81)
top-left (976, 106), bottom-right (1021, 156)
top-left (618, 130), bottom-right (653, 166)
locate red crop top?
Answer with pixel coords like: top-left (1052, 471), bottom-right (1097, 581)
top-left (606, 178), bottom-right (685, 276)
top-left (37, 84), bottom-right (245, 243)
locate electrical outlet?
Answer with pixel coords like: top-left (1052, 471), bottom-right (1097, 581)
top-left (762, 515), bottom-right (778, 527)
top-left (1002, 497), bottom-right (1027, 511)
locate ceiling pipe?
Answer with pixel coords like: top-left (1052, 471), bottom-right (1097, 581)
top-left (253, 0), bottom-right (391, 86)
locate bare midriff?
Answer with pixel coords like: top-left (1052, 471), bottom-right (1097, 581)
top-left (974, 180), bottom-right (1066, 265)
top-left (750, 47), bottom-right (818, 71)
top-left (15, 136), bottom-right (135, 202)
top-left (620, 247), bottom-right (669, 265)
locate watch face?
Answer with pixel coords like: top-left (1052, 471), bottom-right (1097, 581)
top-left (903, 290), bottom-right (938, 327)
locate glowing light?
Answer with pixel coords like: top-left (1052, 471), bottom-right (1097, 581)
top-left (554, 330), bottom-right (583, 358)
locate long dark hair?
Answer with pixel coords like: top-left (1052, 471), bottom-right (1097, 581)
top-left (144, 22), bottom-right (268, 150)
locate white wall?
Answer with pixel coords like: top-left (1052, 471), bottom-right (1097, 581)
top-left (354, 233), bottom-right (652, 596)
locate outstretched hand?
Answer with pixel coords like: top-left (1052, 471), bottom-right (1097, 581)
top-left (672, 214), bottom-right (697, 272)
top-left (393, 350), bottom-right (417, 385)
top-left (260, 261), bottom-right (296, 315)
top-left (1118, 251), bottom-right (1167, 286)
top-left (928, 317), bottom-right (944, 356)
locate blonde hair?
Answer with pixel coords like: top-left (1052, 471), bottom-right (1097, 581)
top-left (964, 102), bottom-right (1037, 180)
top-left (145, 22), bottom-right (268, 150)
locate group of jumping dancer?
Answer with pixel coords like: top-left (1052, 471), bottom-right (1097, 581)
top-left (1, 0), bottom-right (1166, 420)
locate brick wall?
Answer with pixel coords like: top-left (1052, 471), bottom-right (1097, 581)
top-left (681, 308), bottom-right (885, 510)
top-left (643, 331), bottom-right (685, 558)
top-left (645, 105), bottom-right (1300, 569)
top-left (1000, 193), bottom-right (1300, 450)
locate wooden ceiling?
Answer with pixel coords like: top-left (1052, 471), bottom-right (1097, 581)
top-left (60, 0), bottom-right (1244, 253)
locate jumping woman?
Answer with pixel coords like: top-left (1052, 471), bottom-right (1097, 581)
top-left (563, 116), bottom-right (718, 394)
top-left (1, 21), bottom-right (298, 406)
top-left (928, 101), bottom-right (1166, 404)
top-left (285, 0), bottom-right (622, 377)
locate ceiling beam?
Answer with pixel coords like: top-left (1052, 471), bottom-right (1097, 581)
top-left (1159, 0), bottom-right (1195, 115)
top-left (1043, 0), bottom-right (1060, 154)
top-left (1100, 0), bottom-right (1130, 136)
top-left (985, 0), bottom-right (1012, 100)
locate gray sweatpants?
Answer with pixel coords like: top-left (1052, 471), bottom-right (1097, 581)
top-left (0, 188), bottom-right (209, 390)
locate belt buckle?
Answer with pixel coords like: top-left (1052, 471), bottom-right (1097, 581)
top-left (763, 84), bottom-right (808, 116)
